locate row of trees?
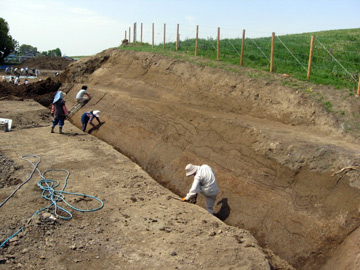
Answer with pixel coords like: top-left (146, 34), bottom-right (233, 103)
top-left (18, 44), bottom-right (62, 57)
top-left (0, 17), bottom-right (62, 63)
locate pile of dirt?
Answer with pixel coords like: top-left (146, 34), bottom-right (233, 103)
top-left (15, 56), bottom-right (75, 70)
top-left (0, 55), bottom-right (72, 105)
top-left (0, 78), bottom-right (61, 107)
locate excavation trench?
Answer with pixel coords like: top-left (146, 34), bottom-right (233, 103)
top-left (59, 49), bottom-right (360, 270)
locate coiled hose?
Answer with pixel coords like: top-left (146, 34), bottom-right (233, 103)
top-left (0, 155), bottom-right (104, 248)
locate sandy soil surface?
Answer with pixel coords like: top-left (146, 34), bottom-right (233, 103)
top-left (0, 100), bottom-right (277, 270)
top-left (1, 50), bottom-right (360, 270)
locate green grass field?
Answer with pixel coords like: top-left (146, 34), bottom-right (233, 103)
top-left (119, 28), bottom-right (360, 93)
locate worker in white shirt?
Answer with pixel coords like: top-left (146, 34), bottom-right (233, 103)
top-left (76, 85), bottom-right (91, 103)
top-left (182, 164), bottom-right (219, 214)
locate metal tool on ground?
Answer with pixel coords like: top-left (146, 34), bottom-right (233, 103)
top-left (167, 193), bottom-right (197, 204)
top-left (167, 195), bottom-right (182, 201)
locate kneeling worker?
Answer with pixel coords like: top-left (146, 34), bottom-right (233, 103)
top-left (182, 164), bottom-right (219, 214)
top-left (76, 85), bottom-right (91, 103)
top-left (81, 110), bottom-right (101, 132)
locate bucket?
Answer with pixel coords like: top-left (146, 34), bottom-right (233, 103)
top-left (0, 118), bottom-right (13, 132)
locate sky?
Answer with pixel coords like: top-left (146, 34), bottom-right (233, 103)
top-left (1, 0), bottom-right (359, 56)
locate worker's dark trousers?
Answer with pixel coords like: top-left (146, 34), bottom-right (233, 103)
top-left (81, 113), bottom-right (90, 131)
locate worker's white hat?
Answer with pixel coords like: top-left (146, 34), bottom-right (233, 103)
top-left (185, 164), bottom-right (197, 176)
top-left (93, 110), bottom-right (100, 117)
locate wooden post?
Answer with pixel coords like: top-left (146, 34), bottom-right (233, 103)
top-left (125, 30), bottom-right (127, 40)
top-left (270, 32), bottom-right (275, 72)
top-left (240, 29), bottom-right (245, 66)
top-left (133, 23), bottom-right (136, 43)
top-left (141, 23), bottom-right (143, 43)
top-left (357, 73), bottom-right (360, 96)
top-left (176, 24), bottom-right (179, 51)
top-left (152, 23), bottom-right (154, 48)
top-left (129, 27), bottom-right (131, 44)
top-left (217, 27), bottom-right (220, 60)
top-left (195, 25), bottom-right (199, 56)
top-left (163, 24), bottom-right (166, 49)
top-left (307, 36), bottom-right (315, 80)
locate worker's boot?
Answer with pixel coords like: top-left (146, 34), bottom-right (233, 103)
top-left (59, 127), bottom-right (64, 134)
top-left (51, 126), bottom-right (54, 133)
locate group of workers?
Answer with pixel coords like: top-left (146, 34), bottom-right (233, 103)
top-left (50, 86), bottom-right (220, 215)
top-left (1, 76), bottom-right (29, 85)
top-left (1, 66), bottom-right (41, 85)
top-left (50, 85), bottom-right (101, 134)
top-left (5, 66), bottom-right (40, 77)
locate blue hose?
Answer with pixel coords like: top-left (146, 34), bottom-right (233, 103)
top-left (1, 155), bottom-right (104, 248)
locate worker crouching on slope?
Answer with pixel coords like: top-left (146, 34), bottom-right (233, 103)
top-left (76, 85), bottom-right (91, 104)
top-left (81, 110), bottom-right (101, 132)
top-left (182, 164), bottom-right (219, 214)
top-left (50, 91), bottom-right (68, 134)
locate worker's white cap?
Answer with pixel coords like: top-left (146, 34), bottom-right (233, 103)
top-left (93, 110), bottom-right (100, 117)
top-left (185, 164), bottom-right (197, 176)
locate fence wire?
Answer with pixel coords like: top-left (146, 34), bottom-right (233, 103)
top-left (316, 38), bottom-right (357, 82)
top-left (125, 23), bottom-right (360, 88)
top-left (276, 36), bottom-right (307, 72)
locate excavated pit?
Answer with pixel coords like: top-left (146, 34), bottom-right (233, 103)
top-left (58, 49), bottom-right (360, 270)
top-left (7, 49), bottom-right (359, 270)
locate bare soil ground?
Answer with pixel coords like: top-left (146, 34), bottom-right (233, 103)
top-left (0, 100), bottom-right (276, 270)
top-left (1, 50), bottom-right (360, 270)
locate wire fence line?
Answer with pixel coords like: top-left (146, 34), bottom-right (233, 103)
top-left (276, 36), bottom-right (308, 73)
top-left (124, 23), bottom-right (360, 92)
top-left (316, 39), bottom-right (357, 82)
top-left (249, 38), bottom-right (270, 63)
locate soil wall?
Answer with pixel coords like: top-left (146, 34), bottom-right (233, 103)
top-left (61, 49), bottom-right (360, 270)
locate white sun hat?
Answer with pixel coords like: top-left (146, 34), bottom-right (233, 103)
top-left (93, 110), bottom-right (100, 117)
top-left (185, 164), bottom-right (198, 176)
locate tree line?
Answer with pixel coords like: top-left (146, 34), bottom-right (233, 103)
top-left (0, 17), bottom-right (62, 63)
top-left (18, 44), bottom-right (62, 57)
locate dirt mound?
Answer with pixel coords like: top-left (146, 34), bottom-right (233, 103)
top-left (0, 78), bottom-right (61, 107)
top-left (15, 56), bottom-right (75, 70)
